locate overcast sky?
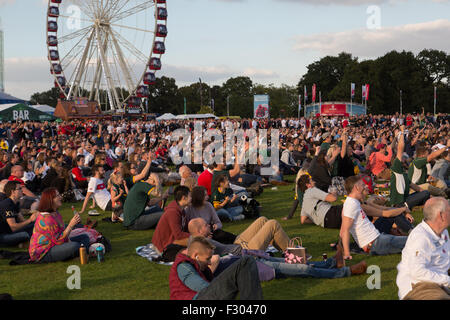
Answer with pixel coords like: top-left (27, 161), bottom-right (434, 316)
top-left (1, 0), bottom-right (450, 100)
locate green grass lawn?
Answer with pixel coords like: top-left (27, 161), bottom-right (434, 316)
top-left (0, 182), bottom-right (428, 300)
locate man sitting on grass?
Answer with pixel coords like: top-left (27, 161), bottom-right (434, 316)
top-left (151, 186), bottom-right (192, 254)
top-left (340, 175), bottom-right (410, 258)
top-left (169, 236), bottom-right (263, 300)
top-left (0, 181), bottom-right (36, 247)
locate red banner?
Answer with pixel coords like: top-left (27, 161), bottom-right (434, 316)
top-left (312, 84), bottom-right (316, 103)
top-left (365, 84), bottom-right (370, 101)
top-left (321, 103), bottom-right (347, 116)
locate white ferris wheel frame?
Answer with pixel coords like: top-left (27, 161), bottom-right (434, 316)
top-left (46, 0), bottom-right (167, 112)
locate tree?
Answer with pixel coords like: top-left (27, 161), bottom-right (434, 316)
top-left (147, 76), bottom-right (182, 114)
top-left (297, 52), bottom-right (358, 102)
top-left (197, 105), bottom-right (214, 115)
top-left (222, 77), bottom-right (254, 118)
top-left (29, 88), bottom-right (61, 107)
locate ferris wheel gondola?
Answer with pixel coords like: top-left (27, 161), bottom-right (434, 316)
top-left (46, 0), bottom-right (168, 112)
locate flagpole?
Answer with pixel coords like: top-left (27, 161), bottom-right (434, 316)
top-left (400, 90), bottom-right (402, 116)
top-left (350, 84), bottom-right (353, 117)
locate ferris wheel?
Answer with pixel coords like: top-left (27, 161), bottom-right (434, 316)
top-left (46, 0), bottom-right (168, 112)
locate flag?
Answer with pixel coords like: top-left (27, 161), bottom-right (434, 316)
top-left (362, 85), bottom-right (367, 101)
top-left (298, 95), bottom-right (302, 111)
top-left (304, 86), bottom-right (308, 103)
top-left (365, 84), bottom-right (370, 101)
top-left (351, 83), bottom-right (355, 99)
top-left (312, 84), bottom-right (316, 103)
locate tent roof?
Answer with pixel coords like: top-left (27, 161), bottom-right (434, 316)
top-left (156, 113), bottom-right (176, 120)
top-left (174, 114), bottom-right (218, 120)
top-left (0, 92), bottom-right (27, 105)
top-left (0, 103), bottom-right (56, 121)
top-left (31, 105), bottom-right (55, 113)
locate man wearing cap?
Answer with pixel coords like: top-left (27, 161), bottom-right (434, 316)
top-left (320, 133), bottom-right (332, 152)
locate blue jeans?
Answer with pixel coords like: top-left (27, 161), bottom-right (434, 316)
top-left (374, 215), bottom-right (413, 234)
top-left (0, 223), bottom-right (34, 247)
top-left (406, 191), bottom-right (430, 209)
top-left (369, 233), bottom-right (407, 255)
top-left (258, 256), bottom-right (351, 279)
top-left (129, 207), bottom-right (164, 230)
top-left (216, 206), bottom-right (244, 221)
top-left (40, 234), bottom-right (91, 263)
top-left (196, 256), bottom-right (263, 300)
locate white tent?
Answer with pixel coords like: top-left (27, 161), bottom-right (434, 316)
top-left (175, 114), bottom-right (218, 120)
top-left (156, 113), bottom-right (176, 121)
top-left (0, 103), bottom-right (17, 112)
top-left (31, 105), bottom-right (55, 115)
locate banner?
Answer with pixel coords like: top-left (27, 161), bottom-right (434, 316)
top-left (365, 84), bottom-right (370, 101)
top-left (254, 95), bottom-right (270, 119)
top-left (304, 86), bottom-right (308, 103)
top-left (362, 85), bottom-right (366, 101)
top-left (312, 84), bottom-right (316, 103)
top-left (351, 83), bottom-right (355, 99)
top-left (298, 95), bottom-right (302, 111)
top-left (321, 103), bottom-right (347, 116)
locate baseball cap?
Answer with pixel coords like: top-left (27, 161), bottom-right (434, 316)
top-left (322, 132), bottom-right (330, 140)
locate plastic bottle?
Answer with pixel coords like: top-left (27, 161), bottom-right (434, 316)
top-left (96, 245), bottom-right (105, 263)
top-left (80, 244), bottom-right (88, 265)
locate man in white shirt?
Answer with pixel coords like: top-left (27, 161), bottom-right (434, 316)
top-left (396, 197), bottom-right (450, 300)
top-left (340, 176), bottom-right (409, 259)
top-left (79, 165), bottom-right (112, 214)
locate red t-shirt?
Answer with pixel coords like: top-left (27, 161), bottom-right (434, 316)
top-left (406, 116), bottom-right (413, 126)
top-left (8, 175), bottom-right (25, 186)
top-left (197, 170), bottom-right (213, 196)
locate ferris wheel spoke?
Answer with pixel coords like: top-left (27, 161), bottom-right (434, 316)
top-left (110, 1), bottom-right (155, 24)
top-left (110, 29), bottom-right (148, 64)
top-left (95, 25), bottom-right (121, 110)
top-left (68, 28), bottom-right (96, 99)
top-left (58, 14), bottom-right (96, 25)
top-left (57, 26), bottom-right (92, 44)
top-left (108, 0), bottom-right (132, 20)
top-left (108, 27), bottom-right (136, 95)
top-left (109, 22), bottom-right (154, 33)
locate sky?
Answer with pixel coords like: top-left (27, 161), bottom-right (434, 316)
top-left (0, 0), bottom-right (450, 100)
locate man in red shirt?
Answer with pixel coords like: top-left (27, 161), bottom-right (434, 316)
top-left (406, 114), bottom-right (413, 126)
top-left (197, 164), bottom-right (214, 196)
top-left (71, 155), bottom-right (89, 190)
top-left (152, 186), bottom-right (192, 254)
top-left (8, 165), bottom-right (39, 211)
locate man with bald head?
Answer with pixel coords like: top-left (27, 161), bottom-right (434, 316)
top-left (396, 197), bottom-right (450, 300)
top-left (188, 218), bottom-right (242, 256)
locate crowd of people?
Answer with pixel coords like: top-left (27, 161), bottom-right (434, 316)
top-left (0, 111), bottom-right (449, 300)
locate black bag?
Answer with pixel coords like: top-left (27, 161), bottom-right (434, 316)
top-left (97, 235), bottom-right (112, 253)
top-left (161, 244), bottom-right (186, 263)
top-left (212, 229), bottom-right (237, 244)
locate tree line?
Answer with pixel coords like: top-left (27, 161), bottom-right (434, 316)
top-left (30, 49), bottom-right (449, 117)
